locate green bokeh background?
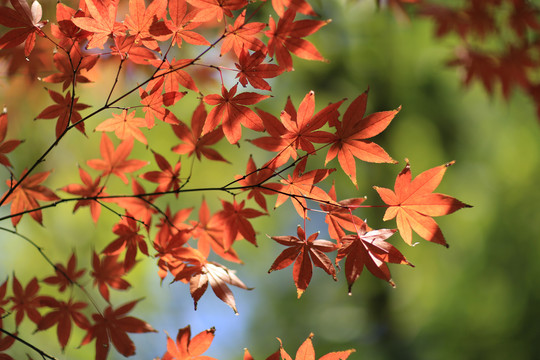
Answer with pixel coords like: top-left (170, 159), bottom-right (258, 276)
top-left (1, 0), bottom-right (540, 359)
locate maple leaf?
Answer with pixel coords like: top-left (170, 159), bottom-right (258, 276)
top-left (270, 0), bottom-right (317, 17)
top-left (203, 84), bottom-right (270, 144)
top-left (60, 166), bottom-right (107, 223)
top-left (161, 325), bottom-right (217, 360)
top-left (41, 46), bottom-right (98, 91)
top-left (447, 46), bottom-right (499, 96)
top-left (0, 0), bottom-right (48, 56)
top-left (235, 48), bottom-right (284, 91)
top-left (102, 215), bottom-right (149, 271)
top-left (265, 9), bottom-right (329, 71)
top-left (278, 333), bottom-right (355, 360)
top-left (172, 101), bottom-right (228, 163)
top-left (2, 169), bottom-right (60, 227)
top-left (325, 90), bottom-right (399, 187)
top-left (50, 3), bottom-right (91, 48)
top-left (221, 9), bottom-right (266, 57)
top-left (171, 248), bottom-right (250, 313)
top-left (43, 252), bottom-right (86, 292)
top-left (272, 158), bottom-right (335, 217)
top-left (87, 133), bottom-right (148, 184)
top-left (35, 89), bottom-right (90, 138)
top-left (374, 160), bottom-right (471, 247)
top-left (80, 300), bottom-right (156, 360)
top-left (336, 221), bottom-right (413, 293)
top-left (149, 57), bottom-right (199, 93)
top-left (95, 109), bottom-right (148, 145)
top-left (235, 155), bottom-right (276, 212)
top-left (0, 279), bottom-right (9, 317)
top-left (215, 199), bottom-right (265, 250)
top-left (190, 198), bottom-right (242, 264)
top-left (268, 225), bottom-right (337, 298)
top-left (156, 0), bottom-right (210, 48)
top-left (319, 182), bottom-right (366, 243)
top-left (123, 0), bottom-right (167, 51)
top-left (37, 297), bottom-right (90, 350)
top-left (140, 151), bottom-right (182, 194)
top-left (0, 112), bottom-right (22, 168)
top-left (187, 0), bottom-right (248, 22)
top-left (91, 252), bottom-right (131, 302)
top-left (110, 34), bottom-right (160, 65)
top-left (71, 0), bottom-right (127, 49)
top-left (9, 276), bottom-right (48, 327)
top-left (140, 77), bottom-right (183, 128)
top-left (251, 91), bottom-right (343, 167)
top-left (112, 178), bottom-right (158, 227)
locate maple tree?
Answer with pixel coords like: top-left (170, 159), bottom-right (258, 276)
top-left (0, 0), bottom-right (507, 358)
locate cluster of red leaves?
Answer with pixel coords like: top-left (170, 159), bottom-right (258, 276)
top-left (398, 0), bottom-right (540, 121)
top-left (0, 0), bottom-right (472, 359)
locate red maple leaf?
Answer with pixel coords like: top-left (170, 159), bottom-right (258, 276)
top-left (374, 160), bottom-right (471, 247)
top-left (319, 182), bottom-right (366, 243)
top-left (235, 155), bottom-right (276, 212)
top-left (50, 3), bottom-right (91, 48)
top-left (190, 198), bottom-right (241, 263)
top-left (80, 300), bottom-right (156, 360)
top-left (235, 48), bottom-right (284, 91)
top-left (268, 225), bottom-right (337, 298)
top-left (2, 169), bottom-right (60, 227)
top-left (215, 198), bottom-right (265, 250)
top-left (278, 333), bottom-right (355, 360)
top-left (110, 34), bottom-right (160, 65)
top-left (35, 89), bottom-right (90, 138)
top-left (149, 57), bottom-right (199, 93)
top-left (91, 252), bottom-right (131, 302)
top-left (61, 166), bottom-right (107, 223)
top-left (9, 276), bottom-right (48, 327)
top-left (251, 91), bottom-right (343, 167)
top-left (325, 90), bottom-right (399, 187)
top-left (140, 151), bottom-right (182, 194)
top-left (265, 9), bottom-right (329, 71)
top-left (139, 77), bottom-right (183, 128)
top-left (172, 101), bottom-right (228, 163)
top-left (112, 178), bottom-right (158, 227)
top-left (43, 252), bottom-right (86, 292)
top-left (0, 112), bottom-right (22, 168)
top-left (202, 84), bottom-right (270, 144)
top-left (37, 297), bottom-right (90, 350)
top-left (41, 46), bottom-right (98, 91)
top-left (161, 325), bottom-right (217, 360)
top-left (71, 0), bottom-right (127, 49)
top-left (272, 158), bottom-right (335, 217)
top-left (86, 133), bottom-right (148, 184)
top-left (221, 9), bottom-right (266, 57)
top-left (336, 222), bottom-right (413, 293)
top-left (0, 0), bottom-right (48, 56)
top-left (102, 215), bottom-right (149, 271)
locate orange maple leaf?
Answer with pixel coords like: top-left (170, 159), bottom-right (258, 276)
top-left (325, 90), bottom-right (399, 187)
top-left (87, 133), bottom-right (147, 184)
top-left (278, 333), bottom-right (355, 360)
top-left (203, 84), bottom-right (269, 144)
top-left (374, 160), bottom-right (471, 247)
top-left (2, 169), bottom-right (60, 227)
top-left (95, 109), bottom-right (148, 145)
top-left (266, 9), bottom-right (329, 71)
top-left (161, 325), bottom-right (217, 360)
